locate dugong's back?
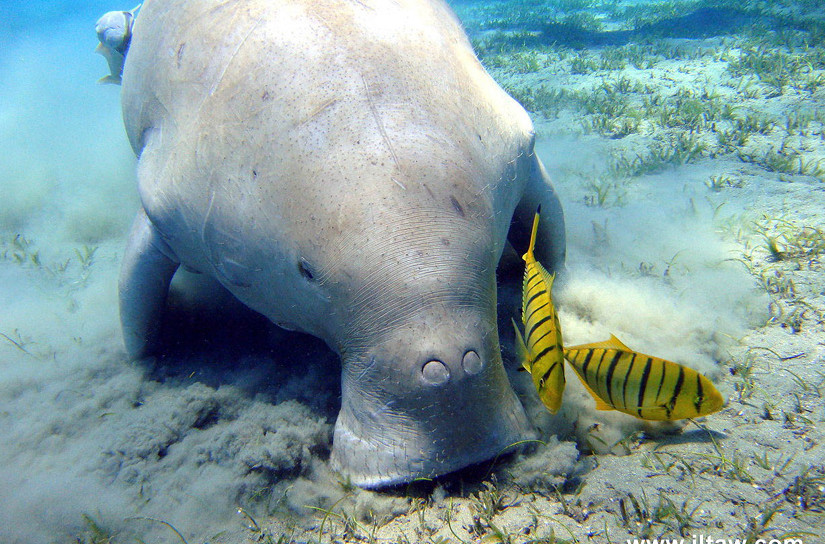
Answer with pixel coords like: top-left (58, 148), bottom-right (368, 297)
top-left (122, 0), bottom-right (532, 177)
top-left (121, 0), bottom-right (535, 311)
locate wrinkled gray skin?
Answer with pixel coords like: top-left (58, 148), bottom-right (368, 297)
top-left (119, 0), bottom-right (566, 488)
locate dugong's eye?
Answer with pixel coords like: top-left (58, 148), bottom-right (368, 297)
top-left (298, 258), bottom-right (316, 281)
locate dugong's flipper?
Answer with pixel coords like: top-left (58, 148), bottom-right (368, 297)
top-left (119, 209), bottom-right (179, 358)
top-left (510, 154), bottom-right (566, 275)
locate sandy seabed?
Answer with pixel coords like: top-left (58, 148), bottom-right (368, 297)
top-left (0, 1), bottom-right (823, 543)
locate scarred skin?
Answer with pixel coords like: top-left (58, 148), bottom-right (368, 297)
top-left (118, 0), bottom-right (566, 487)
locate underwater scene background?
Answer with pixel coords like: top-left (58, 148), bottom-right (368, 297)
top-left (0, 0), bottom-right (823, 542)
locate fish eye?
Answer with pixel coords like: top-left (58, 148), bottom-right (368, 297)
top-left (298, 258), bottom-right (316, 281)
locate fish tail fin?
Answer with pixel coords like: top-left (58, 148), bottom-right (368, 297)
top-left (511, 318), bottom-right (531, 373)
top-left (524, 205), bottom-right (541, 261)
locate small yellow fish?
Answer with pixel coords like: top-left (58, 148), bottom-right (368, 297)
top-left (512, 205), bottom-right (566, 413)
top-left (563, 336), bottom-right (724, 420)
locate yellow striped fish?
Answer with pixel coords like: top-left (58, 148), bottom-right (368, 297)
top-left (512, 206), bottom-right (566, 414)
top-left (563, 336), bottom-right (724, 420)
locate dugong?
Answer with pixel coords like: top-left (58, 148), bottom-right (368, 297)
top-left (118, 0), bottom-right (566, 488)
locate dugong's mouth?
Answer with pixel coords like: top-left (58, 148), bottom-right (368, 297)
top-left (329, 347), bottom-right (535, 488)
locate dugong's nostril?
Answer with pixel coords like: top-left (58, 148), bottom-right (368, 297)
top-left (422, 359), bottom-right (450, 386)
top-left (462, 350), bottom-right (483, 375)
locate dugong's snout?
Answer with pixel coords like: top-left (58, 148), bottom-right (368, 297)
top-left (330, 310), bottom-right (536, 488)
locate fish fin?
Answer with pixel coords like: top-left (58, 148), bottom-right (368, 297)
top-left (607, 334), bottom-right (631, 351)
top-left (565, 334), bottom-right (630, 352)
top-left (535, 259), bottom-right (556, 293)
top-left (97, 74), bottom-right (122, 85)
top-left (511, 318), bottom-right (531, 374)
top-left (523, 205), bottom-right (541, 261)
top-left (593, 399), bottom-right (614, 411)
top-left (569, 369), bottom-right (614, 411)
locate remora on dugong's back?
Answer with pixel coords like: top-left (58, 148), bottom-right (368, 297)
top-left (118, 0), bottom-right (566, 488)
